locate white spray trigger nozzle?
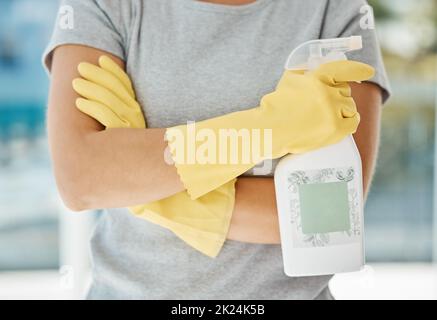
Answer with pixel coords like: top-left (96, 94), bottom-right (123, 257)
top-left (285, 36), bottom-right (363, 71)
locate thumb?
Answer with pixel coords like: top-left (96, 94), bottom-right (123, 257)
top-left (314, 60), bottom-right (375, 84)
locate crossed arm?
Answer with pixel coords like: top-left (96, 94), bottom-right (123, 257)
top-left (47, 45), bottom-right (382, 244)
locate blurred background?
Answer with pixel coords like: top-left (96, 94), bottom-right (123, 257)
top-left (0, 0), bottom-right (436, 299)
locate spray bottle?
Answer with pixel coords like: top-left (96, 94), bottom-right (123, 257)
top-left (274, 36), bottom-right (365, 277)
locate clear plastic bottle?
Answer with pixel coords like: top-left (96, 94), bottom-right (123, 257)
top-left (274, 36), bottom-right (365, 277)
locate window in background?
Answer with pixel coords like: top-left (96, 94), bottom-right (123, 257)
top-left (365, 0), bottom-right (437, 261)
top-left (0, 0), bottom-right (59, 270)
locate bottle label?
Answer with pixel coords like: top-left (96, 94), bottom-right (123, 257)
top-left (287, 166), bottom-right (361, 248)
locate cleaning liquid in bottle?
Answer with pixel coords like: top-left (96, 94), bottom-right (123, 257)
top-left (274, 36), bottom-right (365, 277)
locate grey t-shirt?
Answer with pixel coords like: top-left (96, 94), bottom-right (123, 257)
top-left (44, 0), bottom-right (390, 299)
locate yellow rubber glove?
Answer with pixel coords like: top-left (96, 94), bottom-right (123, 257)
top-left (73, 56), bottom-right (236, 257)
top-left (166, 60), bottom-right (375, 199)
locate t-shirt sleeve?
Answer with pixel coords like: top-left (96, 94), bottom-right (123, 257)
top-left (42, 0), bottom-right (128, 73)
top-left (322, 0), bottom-right (391, 103)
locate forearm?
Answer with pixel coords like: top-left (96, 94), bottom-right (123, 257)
top-left (351, 82), bottom-right (382, 199)
top-left (227, 177), bottom-right (280, 244)
top-left (48, 45), bottom-right (184, 211)
top-left (58, 127), bottom-right (184, 210)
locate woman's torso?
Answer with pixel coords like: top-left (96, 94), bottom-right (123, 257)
top-left (88, 0), bottom-right (337, 299)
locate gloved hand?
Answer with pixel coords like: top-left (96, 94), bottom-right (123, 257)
top-left (73, 56), bottom-right (236, 257)
top-left (74, 56), bottom-right (145, 129)
top-left (166, 60), bottom-right (375, 199)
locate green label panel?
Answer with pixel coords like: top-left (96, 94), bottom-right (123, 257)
top-left (298, 181), bottom-right (351, 234)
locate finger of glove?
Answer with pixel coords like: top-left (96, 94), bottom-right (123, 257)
top-left (73, 78), bottom-right (131, 120)
top-left (334, 82), bottom-right (352, 97)
top-left (288, 69), bottom-right (306, 75)
top-left (130, 111), bottom-right (147, 129)
top-left (78, 62), bottom-right (139, 110)
top-left (341, 113), bottom-right (360, 134)
top-left (341, 103), bottom-right (358, 118)
top-left (99, 55), bottom-right (135, 99)
top-left (314, 60), bottom-right (375, 85)
top-left (76, 98), bottom-right (129, 128)
top-left (337, 95), bottom-right (358, 117)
